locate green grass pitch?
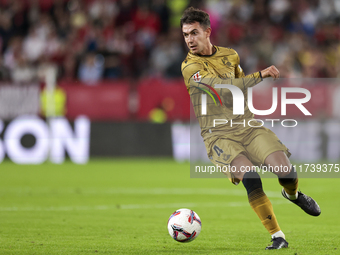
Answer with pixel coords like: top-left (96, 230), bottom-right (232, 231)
top-left (0, 158), bottom-right (339, 254)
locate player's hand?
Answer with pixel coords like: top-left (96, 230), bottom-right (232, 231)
top-left (260, 65), bottom-right (280, 80)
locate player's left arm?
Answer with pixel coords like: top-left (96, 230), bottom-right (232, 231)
top-left (234, 51), bottom-right (262, 82)
top-left (260, 65), bottom-right (280, 80)
top-left (234, 51), bottom-right (263, 87)
top-left (234, 50), bottom-right (280, 81)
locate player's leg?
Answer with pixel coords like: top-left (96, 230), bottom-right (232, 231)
top-left (206, 136), bottom-right (288, 249)
top-left (264, 151), bottom-right (321, 216)
top-left (264, 151), bottom-right (298, 199)
top-left (243, 127), bottom-right (300, 209)
top-left (231, 154), bottom-right (288, 249)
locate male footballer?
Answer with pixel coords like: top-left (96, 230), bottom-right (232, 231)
top-left (180, 7), bottom-right (321, 250)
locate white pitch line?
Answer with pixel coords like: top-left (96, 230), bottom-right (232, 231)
top-left (0, 200), bottom-right (289, 212)
top-left (0, 188), bottom-right (283, 198)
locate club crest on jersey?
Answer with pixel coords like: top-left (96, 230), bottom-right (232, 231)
top-left (222, 56), bottom-right (231, 66)
top-left (192, 72), bottom-right (201, 82)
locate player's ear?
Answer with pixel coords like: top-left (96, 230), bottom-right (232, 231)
top-left (205, 27), bottom-right (211, 38)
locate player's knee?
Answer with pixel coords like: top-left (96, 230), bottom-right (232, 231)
top-left (232, 170), bottom-right (246, 181)
top-left (231, 154), bottom-right (250, 180)
top-left (242, 171), bottom-right (263, 195)
top-left (265, 151), bottom-right (289, 166)
top-left (265, 151), bottom-right (292, 177)
top-left (274, 163), bottom-right (296, 178)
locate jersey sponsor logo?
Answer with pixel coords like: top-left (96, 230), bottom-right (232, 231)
top-left (192, 72), bottom-right (201, 82)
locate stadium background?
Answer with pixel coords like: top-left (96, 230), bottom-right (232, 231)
top-left (0, 0), bottom-right (340, 254)
top-left (0, 0), bottom-right (339, 162)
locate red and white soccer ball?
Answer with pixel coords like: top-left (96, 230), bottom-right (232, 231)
top-left (167, 208), bottom-right (202, 242)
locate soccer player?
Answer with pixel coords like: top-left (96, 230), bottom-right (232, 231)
top-left (180, 7), bottom-right (321, 250)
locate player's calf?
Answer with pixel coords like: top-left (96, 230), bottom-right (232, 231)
top-left (242, 171), bottom-right (286, 246)
top-left (278, 166), bottom-right (299, 200)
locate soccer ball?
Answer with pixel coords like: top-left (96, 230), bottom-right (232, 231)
top-left (167, 208), bottom-right (202, 242)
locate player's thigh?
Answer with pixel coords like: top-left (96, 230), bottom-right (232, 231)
top-left (245, 127), bottom-right (291, 167)
top-left (230, 154), bottom-right (257, 181)
top-left (204, 137), bottom-right (247, 185)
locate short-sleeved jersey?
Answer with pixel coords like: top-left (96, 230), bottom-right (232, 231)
top-left (181, 46), bottom-right (263, 138)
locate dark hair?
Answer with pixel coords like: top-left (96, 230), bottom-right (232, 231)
top-left (180, 7), bottom-right (210, 29)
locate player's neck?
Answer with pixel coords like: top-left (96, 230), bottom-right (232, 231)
top-left (198, 43), bottom-right (215, 56)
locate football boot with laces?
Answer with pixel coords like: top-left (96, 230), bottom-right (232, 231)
top-left (265, 237), bottom-right (288, 250)
top-left (282, 189), bottom-right (321, 216)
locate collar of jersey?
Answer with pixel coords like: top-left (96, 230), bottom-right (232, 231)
top-left (192, 46), bottom-right (218, 57)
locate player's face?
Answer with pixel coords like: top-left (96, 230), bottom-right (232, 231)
top-left (182, 22), bottom-right (210, 55)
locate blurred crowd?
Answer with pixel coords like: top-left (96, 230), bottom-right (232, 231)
top-left (0, 0), bottom-right (339, 85)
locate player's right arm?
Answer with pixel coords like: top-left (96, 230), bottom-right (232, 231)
top-left (181, 62), bottom-right (206, 93)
